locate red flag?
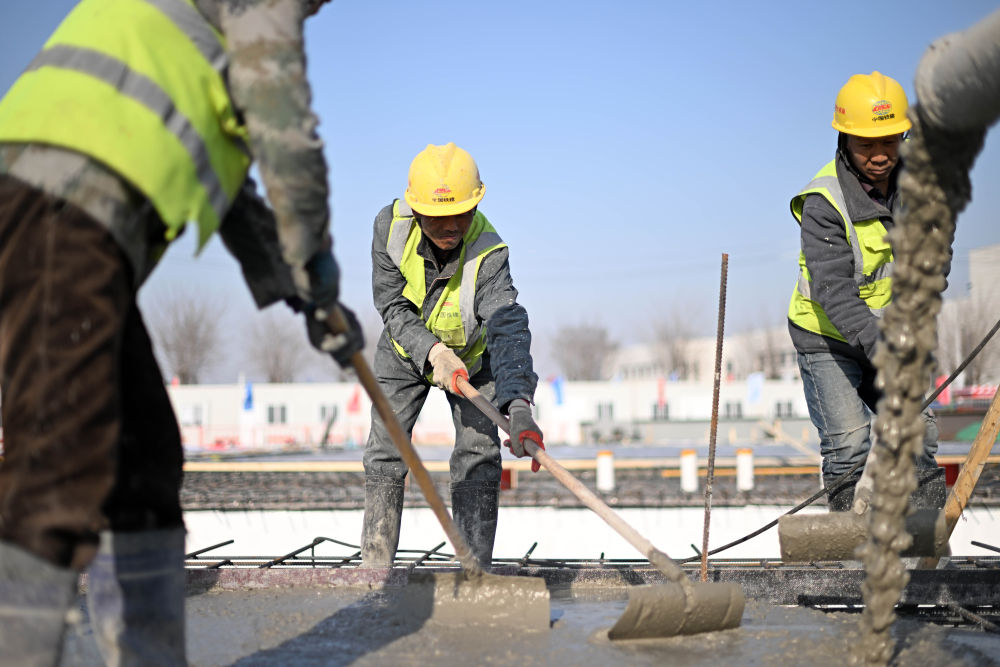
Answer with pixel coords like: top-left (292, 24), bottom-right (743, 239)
top-left (347, 385), bottom-right (361, 414)
top-left (934, 375), bottom-right (950, 406)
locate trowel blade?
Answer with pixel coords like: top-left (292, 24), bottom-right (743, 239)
top-left (402, 571), bottom-right (550, 631)
top-left (608, 581), bottom-right (744, 640)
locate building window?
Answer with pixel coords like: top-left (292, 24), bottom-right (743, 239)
top-left (652, 403), bottom-right (669, 421)
top-left (179, 404), bottom-right (203, 426)
top-left (775, 401), bottom-right (794, 418)
top-left (319, 404), bottom-right (338, 422)
top-left (597, 402), bottom-right (614, 421)
top-left (724, 402), bottom-right (743, 419)
top-left (267, 404), bottom-right (287, 424)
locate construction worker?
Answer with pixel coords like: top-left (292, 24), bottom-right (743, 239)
top-left (0, 1), bottom-right (363, 664)
top-left (362, 143), bottom-right (542, 569)
top-left (787, 71), bottom-right (945, 512)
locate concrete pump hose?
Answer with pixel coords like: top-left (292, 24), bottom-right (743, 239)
top-left (915, 8), bottom-right (1000, 133)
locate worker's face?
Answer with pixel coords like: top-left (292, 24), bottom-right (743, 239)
top-left (418, 209), bottom-right (476, 251)
top-left (845, 134), bottom-right (903, 185)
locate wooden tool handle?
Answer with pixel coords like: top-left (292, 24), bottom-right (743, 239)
top-left (454, 376), bottom-right (687, 583)
top-left (918, 386), bottom-right (1000, 568)
top-left (326, 307), bottom-right (481, 574)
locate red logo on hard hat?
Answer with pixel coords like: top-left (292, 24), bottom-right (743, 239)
top-left (433, 186), bottom-right (452, 195)
top-left (871, 100), bottom-right (892, 113)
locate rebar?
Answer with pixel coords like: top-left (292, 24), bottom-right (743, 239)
top-left (701, 253), bottom-right (728, 582)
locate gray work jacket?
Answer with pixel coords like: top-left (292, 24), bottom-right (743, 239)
top-left (371, 201), bottom-right (537, 411)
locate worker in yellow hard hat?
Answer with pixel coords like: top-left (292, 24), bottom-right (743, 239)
top-left (787, 72), bottom-right (944, 512)
top-left (361, 143), bottom-right (543, 569)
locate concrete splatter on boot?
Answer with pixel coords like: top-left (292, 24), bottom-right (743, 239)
top-left (0, 541), bottom-right (78, 667)
top-left (911, 466), bottom-right (947, 510)
top-left (825, 472), bottom-right (862, 512)
top-left (361, 475), bottom-right (405, 568)
top-left (86, 528), bottom-right (186, 667)
top-left (450, 480), bottom-right (500, 569)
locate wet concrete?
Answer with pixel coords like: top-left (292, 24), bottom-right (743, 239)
top-left (58, 583), bottom-right (1000, 666)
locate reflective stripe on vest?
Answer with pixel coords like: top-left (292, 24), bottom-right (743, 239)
top-left (788, 160), bottom-right (894, 341)
top-left (386, 199), bottom-right (506, 379)
top-left (0, 0), bottom-right (250, 249)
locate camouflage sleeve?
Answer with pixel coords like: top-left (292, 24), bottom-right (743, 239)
top-left (218, 177), bottom-right (297, 309)
top-left (219, 0), bottom-right (331, 300)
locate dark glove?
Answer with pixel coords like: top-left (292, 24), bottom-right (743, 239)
top-left (305, 303), bottom-right (365, 368)
top-left (504, 398), bottom-right (544, 473)
top-left (301, 249), bottom-right (340, 310)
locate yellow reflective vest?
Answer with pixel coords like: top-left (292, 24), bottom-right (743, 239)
top-left (787, 160), bottom-right (894, 342)
top-left (386, 200), bottom-right (506, 380)
top-left (0, 0), bottom-right (251, 249)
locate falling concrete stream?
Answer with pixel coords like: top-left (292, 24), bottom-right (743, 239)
top-left (859, 100), bottom-right (987, 664)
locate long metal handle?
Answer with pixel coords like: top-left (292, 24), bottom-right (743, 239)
top-left (326, 307), bottom-right (481, 575)
top-left (454, 375), bottom-right (688, 584)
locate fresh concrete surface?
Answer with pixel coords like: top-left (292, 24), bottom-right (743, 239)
top-left (58, 583), bottom-right (999, 666)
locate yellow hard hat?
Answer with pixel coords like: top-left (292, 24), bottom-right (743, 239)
top-left (404, 143), bottom-right (486, 216)
top-left (832, 71), bottom-right (912, 137)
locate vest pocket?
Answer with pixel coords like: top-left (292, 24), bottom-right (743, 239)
top-left (433, 319), bottom-right (467, 348)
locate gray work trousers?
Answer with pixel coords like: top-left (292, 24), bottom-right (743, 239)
top-left (363, 332), bottom-right (502, 484)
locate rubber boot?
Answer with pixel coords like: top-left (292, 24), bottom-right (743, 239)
top-left (0, 541), bottom-right (78, 667)
top-left (361, 475), bottom-right (405, 568)
top-left (911, 466), bottom-right (947, 510)
top-left (85, 528), bottom-right (186, 667)
top-left (450, 480), bottom-right (500, 569)
top-left (824, 471), bottom-right (862, 512)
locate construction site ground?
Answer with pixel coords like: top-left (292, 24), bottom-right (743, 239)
top-left (53, 442), bottom-right (1000, 665)
top-left (57, 561), bottom-right (1000, 666)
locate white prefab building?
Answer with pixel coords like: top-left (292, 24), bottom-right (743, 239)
top-left (167, 376), bottom-right (812, 451)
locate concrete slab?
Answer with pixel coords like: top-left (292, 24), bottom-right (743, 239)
top-left (59, 570), bottom-right (1000, 666)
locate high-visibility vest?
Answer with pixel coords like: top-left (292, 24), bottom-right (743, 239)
top-left (787, 160), bottom-right (894, 342)
top-left (0, 0), bottom-right (251, 249)
top-left (386, 199), bottom-right (506, 380)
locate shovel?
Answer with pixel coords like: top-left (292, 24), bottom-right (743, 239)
top-left (324, 308), bottom-right (549, 630)
top-left (454, 375), bottom-right (745, 640)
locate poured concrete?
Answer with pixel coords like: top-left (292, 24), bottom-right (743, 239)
top-left (57, 575), bottom-right (999, 666)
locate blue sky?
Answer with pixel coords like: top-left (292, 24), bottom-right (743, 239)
top-left (2, 1), bottom-right (999, 380)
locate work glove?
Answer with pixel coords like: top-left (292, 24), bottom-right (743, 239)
top-left (505, 398), bottom-right (545, 473)
top-left (299, 248), bottom-right (341, 311)
top-left (305, 302), bottom-right (365, 369)
top-left (427, 342), bottom-right (468, 394)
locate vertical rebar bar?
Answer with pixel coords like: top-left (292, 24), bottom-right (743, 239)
top-left (701, 253), bottom-right (728, 583)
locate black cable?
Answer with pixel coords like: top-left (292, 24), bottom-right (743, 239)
top-left (681, 315), bottom-right (1000, 564)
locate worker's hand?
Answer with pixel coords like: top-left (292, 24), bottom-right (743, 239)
top-left (300, 248), bottom-right (341, 310)
top-left (505, 398), bottom-right (544, 473)
top-left (305, 303), bottom-right (365, 368)
top-left (427, 342), bottom-right (468, 394)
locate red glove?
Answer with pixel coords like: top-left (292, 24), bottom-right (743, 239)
top-left (505, 399), bottom-right (545, 473)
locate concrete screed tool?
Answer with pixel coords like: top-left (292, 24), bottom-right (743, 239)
top-left (455, 375), bottom-right (745, 640)
top-left (325, 308), bottom-right (550, 630)
top-left (777, 444), bottom-right (948, 562)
